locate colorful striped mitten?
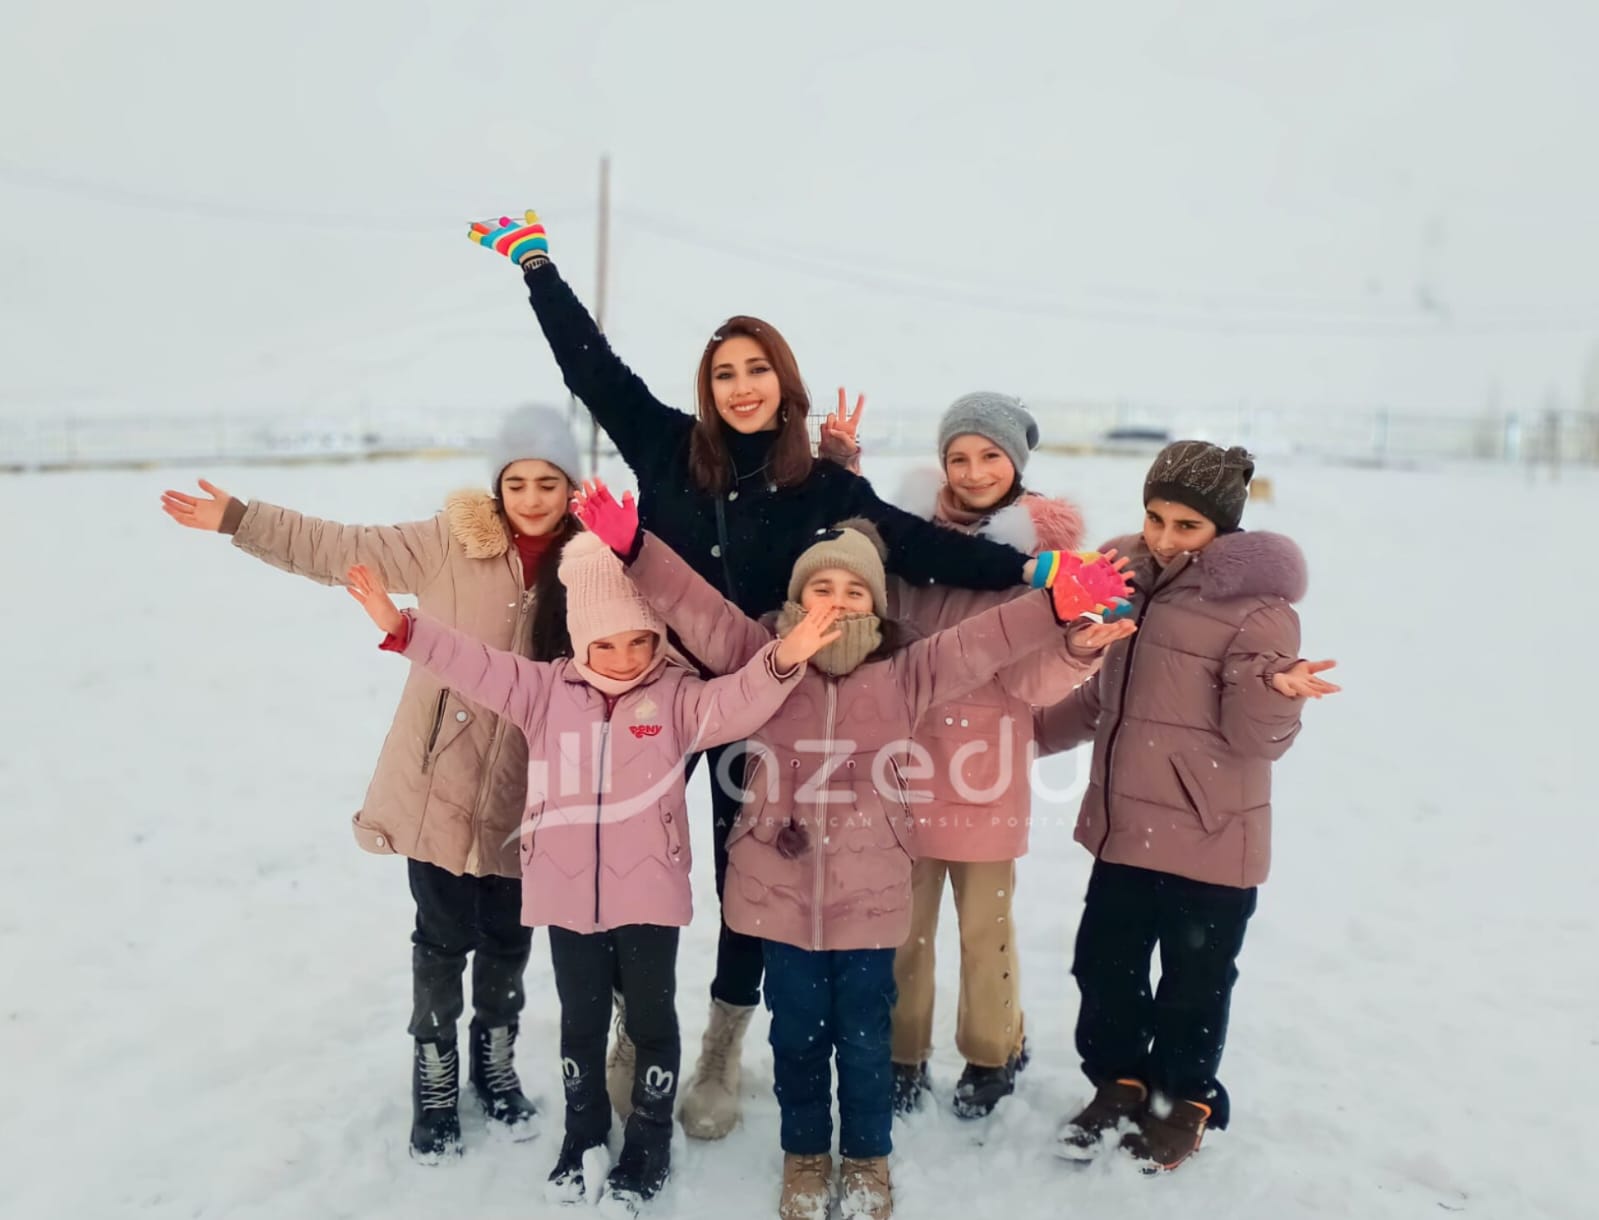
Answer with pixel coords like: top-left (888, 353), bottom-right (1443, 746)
top-left (468, 210), bottom-right (549, 266)
top-left (1034, 550), bottom-right (1136, 623)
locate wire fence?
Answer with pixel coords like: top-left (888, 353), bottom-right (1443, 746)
top-left (2, 401), bottom-right (1596, 474)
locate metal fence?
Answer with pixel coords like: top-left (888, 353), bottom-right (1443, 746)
top-left (2, 401), bottom-right (1596, 473)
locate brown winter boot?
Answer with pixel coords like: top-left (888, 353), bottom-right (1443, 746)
top-left (1055, 1078), bottom-right (1149, 1161)
top-left (778, 1152), bottom-right (834, 1220)
top-left (1119, 1097), bottom-right (1212, 1172)
top-left (839, 1156), bottom-right (893, 1219)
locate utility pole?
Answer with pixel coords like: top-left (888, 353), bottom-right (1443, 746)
top-left (590, 154), bottom-right (612, 476)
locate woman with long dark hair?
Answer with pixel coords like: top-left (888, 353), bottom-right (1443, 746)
top-left (472, 211), bottom-right (1049, 1141)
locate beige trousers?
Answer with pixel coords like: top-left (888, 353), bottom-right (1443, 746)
top-left (891, 857), bottom-right (1024, 1069)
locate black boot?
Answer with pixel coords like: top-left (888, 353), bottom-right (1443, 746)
top-left (469, 1019), bottom-right (538, 1132)
top-left (603, 1135), bottom-right (670, 1214)
top-left (545, 1132), bottom-right (604, 1206)
top-left (952, 1039), bottom-right (1029, 1120)
top-left (892, 1061), bottom-right (932, 1116)
top-left (410, 1037), bottom-right (463, 1160)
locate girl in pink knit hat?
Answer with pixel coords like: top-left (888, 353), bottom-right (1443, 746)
top-left (345, 534), bottom-right (841, 1215)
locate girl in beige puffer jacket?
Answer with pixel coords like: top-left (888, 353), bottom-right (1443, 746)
top-left (160, 406), bottom-right (581, 1160)
top-left (1035, 440), bottom-right (1339, 1174)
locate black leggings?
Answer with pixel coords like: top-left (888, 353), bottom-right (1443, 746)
top-left (549, 924), bottom-right (681, 1152)
top-left (691, 741), bottom-right (765, 1007)
top-left (407, 859), bottom-right (532, 1041)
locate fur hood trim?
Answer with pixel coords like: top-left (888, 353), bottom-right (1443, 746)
top-left (444, 489), bottom-right (511, 560)
top-left (892, 465), bottom-right (1085, 554)
top-left (1104, 530), bottom-right (1308, 603)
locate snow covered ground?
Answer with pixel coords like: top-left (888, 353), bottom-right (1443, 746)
top-left (1, 450), bottom-right (1592, 1218)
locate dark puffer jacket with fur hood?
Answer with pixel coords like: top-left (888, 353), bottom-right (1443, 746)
top-left (227, 490), bottom-right (570, 877)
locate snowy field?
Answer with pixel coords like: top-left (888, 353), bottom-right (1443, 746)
top-left (1, 450), bottom-right (1593, 1219)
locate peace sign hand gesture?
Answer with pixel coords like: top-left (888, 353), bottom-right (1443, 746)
top-left (819, 388), bottom-right (866, 467)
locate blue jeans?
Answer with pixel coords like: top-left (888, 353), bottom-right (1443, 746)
top-left (762, 941), bottom-right (897, 1159)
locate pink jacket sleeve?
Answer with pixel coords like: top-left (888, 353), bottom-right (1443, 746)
top-left (893, 589), bottom-right (1064, 723)
top-left (401, 612), bottom-right (554, 740)
top-left (889, 578), bottom-right (1100, 707)
top-left (1219, 602), bottom-right (1304, 760)
top-left (1032, 672), bottom-right (1104, 757)
top-left (671, 642), bottom-right (805, 752)
top-left (626, 532), bottom-right (774, 674)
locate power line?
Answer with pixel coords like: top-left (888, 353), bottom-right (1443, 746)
top-left (619, 206), bottom-right (1599, 339)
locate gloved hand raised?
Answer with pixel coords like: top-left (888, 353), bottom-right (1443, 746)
top-left (571, 478), bottom-right (640, 556)
top-left (468, 210), bottom-right (549, 267)
top-left (1033, 549), bottom-right (1136, 624)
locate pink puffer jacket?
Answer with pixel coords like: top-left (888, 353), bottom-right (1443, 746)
top-left (626, 532), bottom-right (1068, 952)
top-left (398, 612), bottom-right (803, 933)
top-left (887, 475), bottom-right (1100, 861)
top-left (1033, 531), bottom-right (1308, 888)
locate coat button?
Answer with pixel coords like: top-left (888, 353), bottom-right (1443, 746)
top-left (374, 835), bottom-right (385, 847)
top-left (711, 544), bottom-right (722, 557)
top-left (728, 491), bottom-right (739, 501)
top-left (960, 718), bottom-right (969, 727)
top-left (455, 710), bottom-right (467, 722)
top-left (664, 812), bottom-right (674, 823)
top-left (944, 716), bottom-right (954, 725)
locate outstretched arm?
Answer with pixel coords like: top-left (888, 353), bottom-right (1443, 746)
top-left (471, 210), bottom-right (690, 475)
top-left (347, 565), bottom-right (552, 739)
top-left (835, 469), bottom-right (1029, 591)
top-left (162, 478), bottom-right (448, 595)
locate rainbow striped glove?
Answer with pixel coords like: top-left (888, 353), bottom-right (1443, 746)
top-left (468, 210), bottom-right (549, 266)
top-left (1033, 550), bottom-right (1136, 624)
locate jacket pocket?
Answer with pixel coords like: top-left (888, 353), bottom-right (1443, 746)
top-left (1170, 753), bottom-right (1222, 834)
top-left (420, 688), bottom-right (450, 774)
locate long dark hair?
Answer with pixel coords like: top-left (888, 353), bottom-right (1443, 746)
top-left (688, 316), bottom-right (814, 493)
top-left (528, 514), bottom-right (579, 662)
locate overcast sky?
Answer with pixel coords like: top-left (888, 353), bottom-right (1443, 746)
top-left (4, 0), bottom-right (1597, 426)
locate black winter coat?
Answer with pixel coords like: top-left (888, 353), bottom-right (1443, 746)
top-left (523, 262), bottom-right (1029, 620)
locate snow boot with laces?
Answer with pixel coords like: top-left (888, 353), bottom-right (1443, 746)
top-left (779, 1152), bottom-right (834, 1220)
top-left (606, 990), bottom-right (637, 1120)
top-left (839, 1156), bottom-right (893, 1219)
top-left (677, 997), bottom-right (755, 1140)
top-left (469, 1018), bottom-right (537, 1133)
top-left (409, 1037), bottom-right (463, 1161)
top-left (1056, 1077), bottom-right (1149, 1161)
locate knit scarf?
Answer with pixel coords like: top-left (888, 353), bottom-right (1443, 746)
top-left (934, 483), bottom-right (991, 530)
top-left (775, 603), bottom-right (882, 676)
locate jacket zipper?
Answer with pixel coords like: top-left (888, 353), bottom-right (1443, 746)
top-left (1096, 572), bottom-right (1162, 856)
top-left (465, 581), bottom-right (537, 873)
top-left (420, 689), bottom-right (450, 775)
top-left (592, 698), bottom-right (615, 929)
top-left (812, 681), bottom-right (838, 950)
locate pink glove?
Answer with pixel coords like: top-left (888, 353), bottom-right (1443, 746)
top-left (571, 479), bottom-right (639, 555)
top-left (1037, 550), bottom-right (1136, 624)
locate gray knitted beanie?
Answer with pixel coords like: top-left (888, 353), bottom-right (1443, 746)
top-left (937, 392), bottom-right (1039, 474)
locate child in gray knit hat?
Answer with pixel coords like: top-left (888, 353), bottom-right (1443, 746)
top-left (938, 392), bottom-right (1040, 484)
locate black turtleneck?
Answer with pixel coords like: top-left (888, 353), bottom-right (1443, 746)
top-left (524, 262), bottom-right (1029, 623)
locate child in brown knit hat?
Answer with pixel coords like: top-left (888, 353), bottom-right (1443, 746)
top-left (1035, 438), bottom-right (1340, 1173)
